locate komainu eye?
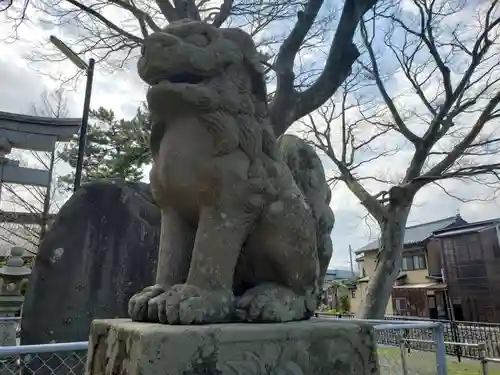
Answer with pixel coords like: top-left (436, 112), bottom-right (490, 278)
top-left (184, 32), bottom-right (210, 47)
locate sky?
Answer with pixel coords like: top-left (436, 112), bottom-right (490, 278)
top-left (1, 1), bottom-right (500, 272)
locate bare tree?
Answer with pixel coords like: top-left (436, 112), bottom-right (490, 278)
top-left (303, 0), bottom-right (500, 318)
top-left (3, 0), bottom-right (378, 136)
top-left (0, 89), bottom-right (69, 254)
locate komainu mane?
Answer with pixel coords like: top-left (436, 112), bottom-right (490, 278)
top-left (128, 19), bottom-right (334, 324)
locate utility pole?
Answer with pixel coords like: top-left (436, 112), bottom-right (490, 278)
top-left (349, 245), bottom-right (354, 276)
top-left (49, 35), bottom-right (95, 192)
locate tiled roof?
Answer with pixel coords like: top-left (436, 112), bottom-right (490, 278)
top-left (433, 218), bottom-right (500, 238)
top-left (356, 215), bottom-right (466, 253)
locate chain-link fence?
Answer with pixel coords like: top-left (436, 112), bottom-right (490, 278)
top-left (0, 320), bottom-right (446, 375)
top-left (0, 342), bottom-right (87, 375)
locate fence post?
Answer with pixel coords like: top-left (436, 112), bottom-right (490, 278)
top-left (479, 343), bottom-right (488, 375)
top-left (433, 323), bottom-right (447, 375)
top-left (449, 319), bottom-right (462, 362)
top-left (399, 338), bottom-right (409, 375)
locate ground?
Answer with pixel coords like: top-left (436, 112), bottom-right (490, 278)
top-left (378, 347), bottom-right (500, 375)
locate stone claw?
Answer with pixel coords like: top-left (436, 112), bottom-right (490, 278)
top-left (235, 283), bottom-right (311, 323)
top-left (128, 284), bottom-right (166, 322)
top-left (147, 284), bottom-right (235, 324)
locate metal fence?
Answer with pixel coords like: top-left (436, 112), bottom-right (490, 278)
top-left (339, 318), bottom-right (447, 375)
top-left (317, 313), bottom-right (500, 360)
top-left (482, 353), bottom-right (500, 375)
top-left (0, 319), bottom-right (446, 375)
top-left (385, 315), bottom-right (500, 360)
top-left (0, 342), bottom-right (87, 375)
top-left (386, 339), bottom-right (500, 375)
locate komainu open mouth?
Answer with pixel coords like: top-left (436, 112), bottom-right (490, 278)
top-left (153, 72), bottom-right (205, 85)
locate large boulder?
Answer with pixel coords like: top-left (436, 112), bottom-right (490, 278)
top-left (20, 179), bottom-right (160, 344)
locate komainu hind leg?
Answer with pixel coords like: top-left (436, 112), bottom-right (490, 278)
top-left (234, 283), bottom-right (316, 323)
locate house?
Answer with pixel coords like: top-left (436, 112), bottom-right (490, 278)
top-left (350, 214), bottom-right (467, 318)
top-left (428, 218), bottom-right (500, 322)
top-left (321, 269), bottom-right (358, 311)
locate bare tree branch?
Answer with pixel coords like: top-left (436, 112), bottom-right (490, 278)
top-left (271, 0), bottom-right (378, 136)
top-left (304, 0), bottom-right (500, 319)
top-left (359, 17), bottom-right (420, 144)
top-left (270, 0), bottom-right (324, 134)
top-left (155, 0), bottom-right (180, 22)
top-left (109, 0), bottom-right (161, 34)
top-left (417, 90), bottom-right (500, 185)
top-left (64, 0), bottom-right (144, 44)
top-left (211, 0), bottom-right (233, 27)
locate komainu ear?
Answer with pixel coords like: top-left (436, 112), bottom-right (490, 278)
top-left (221, 28), bottom-right (268, 106)
top-left (245, 57), bottom-right (268, 106)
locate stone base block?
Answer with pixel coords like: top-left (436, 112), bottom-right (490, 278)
top-left (0, 320), bottom-right (17, 346)
top-left (86, 318), bottom-right (379, 375)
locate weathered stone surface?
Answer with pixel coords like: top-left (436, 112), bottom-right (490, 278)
top-left (21, 180), bottom-right (160, 344)
top-left (129, 19), bottom-right (335, 325)
top-left (0, 321), bottom-right (17, 346)
top-left (87, 318), bottom-right (379, 375)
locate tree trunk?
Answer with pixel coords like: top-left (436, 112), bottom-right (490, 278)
top-left (356, 200), bottom-right (412, 319)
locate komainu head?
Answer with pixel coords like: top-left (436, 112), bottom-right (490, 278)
top-left (138, 20), bottom-right (268, 119)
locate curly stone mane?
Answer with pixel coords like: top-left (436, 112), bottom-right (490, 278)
top-left (147, 25), bottom-right (285, 199)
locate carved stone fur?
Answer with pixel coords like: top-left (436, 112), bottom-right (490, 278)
top-left (128, 20), bottom-right (334, 324)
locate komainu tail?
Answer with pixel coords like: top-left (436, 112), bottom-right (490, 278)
top-left (277, 134), bottom-right (335, 287)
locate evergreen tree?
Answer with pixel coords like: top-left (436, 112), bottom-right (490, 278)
top-left (58, 106), bottom-right (151, 191)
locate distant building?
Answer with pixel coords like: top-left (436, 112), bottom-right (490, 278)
top-left (321, 268), bottom-right (358, 311)
top-left (350, 214), bottom-right (467, 318)
top-left (429, 218), bottom-right (500, 322)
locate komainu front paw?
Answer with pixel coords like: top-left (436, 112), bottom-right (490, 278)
top-left (147, 284), bottom-right (234, 324)
top-left (128, 284), bottom-right (166, 322)
top-left (235, 283), bottom-right (313, 323)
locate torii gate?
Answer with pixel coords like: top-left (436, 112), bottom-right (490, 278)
top-left (0, 111), bottom-right (81, 243)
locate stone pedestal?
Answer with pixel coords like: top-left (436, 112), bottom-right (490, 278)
top-left (86, 318), bottom-right (379, 375)
top-left (0, 320), bottom-right (17, 346)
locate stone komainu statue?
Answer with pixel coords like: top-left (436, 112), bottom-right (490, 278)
top-left (128, 20), bottom-right (334, 324)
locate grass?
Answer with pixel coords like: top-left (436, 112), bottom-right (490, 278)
top-left (377, 347), bottom-right (500, 375)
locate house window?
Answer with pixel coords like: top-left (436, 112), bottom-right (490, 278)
top-left (442, 239), bottom-right (455, 262)
top-left (413, 254), bottom-right (427, 269)
top-left (401, 254), bottom-right (427, 270)
top-left (454, 239), bottom-right (470, 261)
top-left (351, 289), bottom-right (356, 298)
top-left (467, 234), bottom-right (482, 260)
top-left (394, 297), bottom-right (408, 312)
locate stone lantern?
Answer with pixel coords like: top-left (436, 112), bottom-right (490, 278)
top-left (0, 246), bottom-right (31, 312)
top-left (0, 246), bottom-right (31, 346)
